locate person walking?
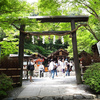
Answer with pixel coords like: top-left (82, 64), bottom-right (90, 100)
top-left (65, 62), bottom-right (71, 76)
top-left (27, 59), bottom-right (35, 82)
top-left (49, 59), bottom-right (56, 79)
top-left (54, 61), bottom-right (58, 77)
top-left (39, 63), bottom-right (44, 78)
top-left (69, 61), bottom-right (73, 69)
top-left (23, 65), bottom-right (27, 79)
top-left (61, 59), bottom-right (66, 77)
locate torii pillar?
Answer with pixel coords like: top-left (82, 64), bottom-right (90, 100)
top-left (19, 25), bottom-right (25, 86)
top-left (71, 20), bottom-right (82, 84)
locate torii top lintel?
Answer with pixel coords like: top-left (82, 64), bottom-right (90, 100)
top-left (22, 15), bottom-right (89, 36)
top-left (27, 15), bottom-right (89, 23)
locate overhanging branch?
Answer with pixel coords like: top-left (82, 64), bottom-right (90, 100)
top-left (63, 24), bottom-right (87, 35)
top-left (84, 24), bottom-right (100, 42)
top-left (12, 23), bottom-right (88, 36)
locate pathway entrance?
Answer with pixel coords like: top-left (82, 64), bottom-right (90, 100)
top-left (19, 16), bottom-right (89, 85)
top-left (6, 73), bottom-right (97, 100)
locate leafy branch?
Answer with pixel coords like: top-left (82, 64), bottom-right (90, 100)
top-left (82, 3), bottom-right (100, 22)
top-left (12, 22), bottom-right (87, 35)
top-left (84, 24), bottom-right (100, 42)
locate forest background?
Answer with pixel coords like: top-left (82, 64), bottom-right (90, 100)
top-left (0, 0), bottom-right (100, 58)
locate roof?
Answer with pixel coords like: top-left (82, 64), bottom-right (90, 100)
top-left (79, 51), bottom-right (91, 56)
top-left (27, 16), bottom-right (89, 22)
top-left (31, 52), bottom-right (47, 59)
top-left (9, 54), bottom-right (31, 58)
top-left (9, 53), bottom-right (47, 59)
top-left (47, 49), bottom-right (69, 58)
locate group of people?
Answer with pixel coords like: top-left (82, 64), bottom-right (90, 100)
top-left (48, 58), bottom-right (73, 79)
top-left (27, 58), bottom-right (44, 82)
top-left (25, 58), bottom-right (73, 82)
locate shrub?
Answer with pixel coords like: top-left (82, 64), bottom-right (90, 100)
top-left (83, 63), bottom-right (100, 93)
top-left (0, 73), bottom-right (13, 99)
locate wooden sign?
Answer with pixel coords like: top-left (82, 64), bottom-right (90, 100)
top-left (59, 51), bottom-right (62, 55)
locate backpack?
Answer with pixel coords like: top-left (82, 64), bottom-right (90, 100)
top-left (27, 63), bottom-right (34, 71)
top-left (30, 65), bottom-right (34, 71)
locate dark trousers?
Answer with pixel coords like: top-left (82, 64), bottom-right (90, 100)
top-left (40, 70), bottom-right (43, 78)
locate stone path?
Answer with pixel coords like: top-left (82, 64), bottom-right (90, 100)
top-left (3, 73), bottom-right (100, 100)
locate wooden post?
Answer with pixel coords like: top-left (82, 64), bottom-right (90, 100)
top-left (27, 58), bottom-right (28, 80)
top-left (0, 45), bottom-right (1, 60)
top-left (71, 20), bottom-right (82, 84)
top-left (19, 25), bottom-right (25, 86)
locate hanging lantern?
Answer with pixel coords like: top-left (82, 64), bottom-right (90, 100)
top-left (32, 36), bottom-right (34, 44)
top-left (26, 34), bottom-right (30, 39)
top-left (42, 36), bottom-right (45, 44)
top-left (69, 34), bottom-right (72, 38)
top-left (37, 36), bottom-right (40, 40)
top-left (61, 36), bottom-right (64, 44)
top-left (53, 35), bottom-right (55, 44)
top-left (58, 36), bottom-right (61, 40)
top-left (48, 35), bottom-right (51, 39)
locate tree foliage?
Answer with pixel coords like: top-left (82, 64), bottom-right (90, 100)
top-left (36, 0), bottom-right (100, 57)
top-left (66, 0), bottom-right (100, 41)
top-left (0, 0), bottom-right (100, 58)
top-left (0, 0), bottom-right (34, 57)
top-left (83, 63), bottom-right (100, 93)
top-left (24, 35), bottom-right (69, 57)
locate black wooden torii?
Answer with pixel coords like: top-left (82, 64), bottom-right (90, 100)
top-left (19, 16), bottom-right (89, 86)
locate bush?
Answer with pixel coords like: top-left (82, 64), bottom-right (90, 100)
top-left (0, 73), bottom-right (13, 99)
top-left (83, 63), bottom-right (100, 93)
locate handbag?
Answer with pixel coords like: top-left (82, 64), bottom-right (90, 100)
top-left (69, 68), bottom-right (72, 71)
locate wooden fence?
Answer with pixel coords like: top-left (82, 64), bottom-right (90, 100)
top-left (0, 57), bottom-right (21, 87)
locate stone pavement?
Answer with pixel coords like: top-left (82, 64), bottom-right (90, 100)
top-left (3, 71), bottom-right (100, 100)
top-left (4, 75), bottom-right (100, 100)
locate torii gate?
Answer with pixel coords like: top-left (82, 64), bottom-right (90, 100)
top-left (19, 16), bottom-right (89, 86)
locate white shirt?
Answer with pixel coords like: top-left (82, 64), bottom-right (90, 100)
top-left (70, 62), bottom-right (72, 66)
top-left (58, 60), bottom-right (61, 66)
top-left (61, 61), bottom-right (66, 69)
top-left (49, 61), bottom-right (56, 70)
top-left (39, 65), bottom-right (44, 71)
top-left (31, 62), bottom-right (34, 65)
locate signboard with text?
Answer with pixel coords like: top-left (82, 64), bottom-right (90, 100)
top-left (0, 47), bottom-right (1, 57)
top-left (97, 41), bottom-right (100, 55)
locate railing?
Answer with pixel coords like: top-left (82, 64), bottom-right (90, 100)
top-left (0, 68), bottom-right (21, 86)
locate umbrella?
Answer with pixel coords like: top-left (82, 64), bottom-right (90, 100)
top-left (35, 58), bottom-right (43, 62)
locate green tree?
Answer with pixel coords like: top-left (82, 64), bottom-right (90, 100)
top-left (24, 35), bottom-right (69, 56)
top-left (0, 0), bottom-right (35, 57)
top-left (65, 0), bottom-right (100, 41)
top-left (37, 0), bottom-right (100, 57)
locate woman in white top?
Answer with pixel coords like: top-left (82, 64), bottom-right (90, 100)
top-left (39, 63), bottom-right (44, 78)
top-left (61, 59), bottom-right (66, 73)
top-left (49, 59), bottom-right (56, 79)
top-left (61, 59), bottom-right (66, 77)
